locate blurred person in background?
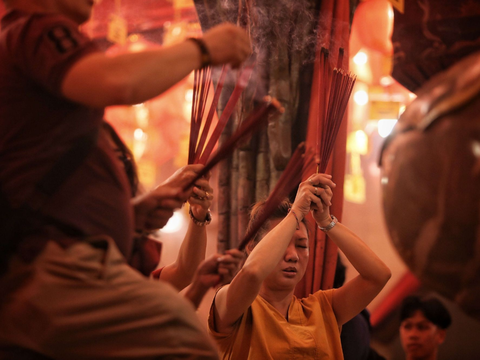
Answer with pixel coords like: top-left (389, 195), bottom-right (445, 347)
top-left (399, 295), bottom-right (452, 360)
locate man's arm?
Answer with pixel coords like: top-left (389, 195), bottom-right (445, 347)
top-left (184, 250), bottom-right (245, 309)
top-left (61, 23), bottom-right (251, 107)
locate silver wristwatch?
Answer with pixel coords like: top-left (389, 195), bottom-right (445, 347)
top-left (318, 215), bottom-right (338, 232)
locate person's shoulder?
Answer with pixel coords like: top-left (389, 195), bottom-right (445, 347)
top-left (303, 288), bottom-right (338, 306)
top-left (6, 10), bottom-right (79, 39)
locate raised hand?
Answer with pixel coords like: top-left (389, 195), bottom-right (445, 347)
top-left (291, 173), bottom-right (336, 222)
top-left (194, 249), bottom-right (245, 289)
top-left (188, 175), bottom-right (213, 222)
top-left (185, 250), bottom-right (246, 309)
top-left (202, 23), bottom-right (252, 69)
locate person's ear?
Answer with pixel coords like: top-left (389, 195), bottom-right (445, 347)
top-left (436, 329), bottom-right (447, 345)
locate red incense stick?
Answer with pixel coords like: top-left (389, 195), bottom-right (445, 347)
top-left (183, 96), bottom-right (283, 191)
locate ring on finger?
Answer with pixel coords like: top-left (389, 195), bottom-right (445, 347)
top-left (205, 191), bottom-right (210, 199)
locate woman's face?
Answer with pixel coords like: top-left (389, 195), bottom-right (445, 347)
top-left (262, 218), bottom-right (310, 291)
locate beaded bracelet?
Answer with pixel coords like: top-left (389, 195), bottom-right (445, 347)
top-left (189, 207), bottom-right (212, 226)
top-left (187, 37), bottom-right (212, 69)
top-left (290, 209), bottom-right (301, 229)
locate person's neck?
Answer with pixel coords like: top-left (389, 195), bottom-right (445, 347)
top-left (259, 286), bottom-right (295, 319)
top-left (406, 351), bottom-right (438, 360)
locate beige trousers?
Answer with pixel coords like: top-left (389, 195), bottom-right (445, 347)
top-left (0, 238), bottom-right (219, 360)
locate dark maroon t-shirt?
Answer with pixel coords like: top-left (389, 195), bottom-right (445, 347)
top-left (0, 10), bottom-right (135, 260)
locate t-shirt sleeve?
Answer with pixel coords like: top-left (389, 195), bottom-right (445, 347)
top-left (12, 14), bottom-right (99, 95)
top-left (312, 288), bottom-right (341, 330)
top-left (313, 288), bottom-right (336, 306)
top-left (208, 286), bottom-right (241, 340)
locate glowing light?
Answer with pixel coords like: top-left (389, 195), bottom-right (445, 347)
top-left (185, 89), bottom-right (193, 102)
top-left (160, 211), bottom-right (185, 234)
top-left (380, 76), bottom-right (393, 87)
top-left (129, 34), bottom-right (139, 42)
top-left (134, 128), bottom-right (145, 140)
top-left (133, 128), bottom-right (148, 159)
top-left (134, 103), bottom-right (150, 128)
top-left (388, 6), bottom-right (394, 20)
top-left (172, 26), bottom-right (182, 36)
top-left (472, 141), bottom-right (480, 158)
top-left (355, 130), bottom-right (368, 154)
top-left (378, 119), bottom-right (397, 138)
top-left (353, 51), bottom-right (368, 65)
top-left (354, 90), bottom-right (369, 106)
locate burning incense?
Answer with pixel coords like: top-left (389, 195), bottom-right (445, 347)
top-left (197, 65), bottom-right (254, 164)
top-left (183, 96), bottom-right (283, 191)
top-left (315, 47), bottom-right (356, 173)
top-left (188, 64), bottom-right (254, 167)
top-left (193, 66), bottom-right (228, 164)
top-left (188, 67), bottom-right (212, 164)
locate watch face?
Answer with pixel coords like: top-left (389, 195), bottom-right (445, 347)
top-left (205, 210), bottom-right (212, 223)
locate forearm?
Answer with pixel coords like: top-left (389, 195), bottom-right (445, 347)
top-left (184, 280), bottom-right (210, 310)
top-left (160, 220), bottom-right (207, 290)
top-left (242, 212), bottom-right (298, 281)
top-left (62, 40), bottom-right (201, 108)
top-left (324, 221), bottom-right (391, 286)
top-left (177, 220), bottom-right (208, 276)
top-left (106, 41), bottom-right (201, 104)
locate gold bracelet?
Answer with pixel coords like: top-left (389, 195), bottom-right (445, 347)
top-left (187, 37), bottom-right (211, 69)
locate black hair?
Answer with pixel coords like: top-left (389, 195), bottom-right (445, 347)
top-left (333, 254), bottom-right (346, 289)
top-left (400, 296), bottom-right (452, 329)
top-left (246, 198), bottom-right (310, 252)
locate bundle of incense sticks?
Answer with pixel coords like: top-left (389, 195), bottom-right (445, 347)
top-left (237, 142), bottom-right (307, 251)
top-left (315, 47), bottom-right (356, 173)
top-left (188, 64), bottom-right (254, 166)
top-left (188, 66), bottom-right (212, 165)
top-left (183, 96), bottom-right (283, 191)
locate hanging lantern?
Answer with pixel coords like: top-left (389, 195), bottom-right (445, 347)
top-left (351, 0), bottom-right (394, 55)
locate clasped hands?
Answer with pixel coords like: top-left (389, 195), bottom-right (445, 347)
top-left (290, 173), bottom-right (336, 228)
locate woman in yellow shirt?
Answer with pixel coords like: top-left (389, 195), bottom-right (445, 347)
top-left (208, 173), bottom-right (391, 359)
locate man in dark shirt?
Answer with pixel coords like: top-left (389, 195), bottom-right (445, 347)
top-left (0, 0), bottom-right (251, 358)
top-left (399, 296), bottom-right (452, 360)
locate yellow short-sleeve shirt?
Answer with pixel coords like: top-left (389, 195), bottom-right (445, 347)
top-left (208, 289), bottom-right (344, 360)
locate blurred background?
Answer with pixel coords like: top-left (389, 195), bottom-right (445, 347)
top-left (1, 0), bottom-right (479, 358)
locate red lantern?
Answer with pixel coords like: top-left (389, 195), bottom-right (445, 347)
top-left (351, 0), bottom-right (393, 55)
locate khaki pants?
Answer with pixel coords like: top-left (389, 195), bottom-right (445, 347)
top-left (0, 238), bottom-right (219, 360)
